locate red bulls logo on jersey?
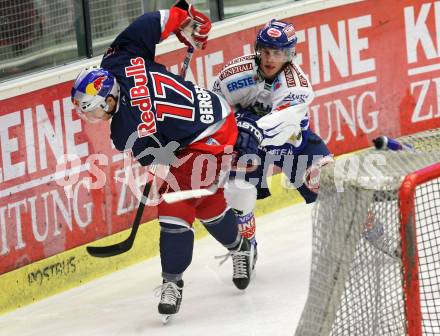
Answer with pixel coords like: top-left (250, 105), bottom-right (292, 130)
top-left (125, 57), bottom-right (157, 138)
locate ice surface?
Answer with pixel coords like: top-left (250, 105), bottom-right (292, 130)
top-left (0, 203), bottom-right (313, 336)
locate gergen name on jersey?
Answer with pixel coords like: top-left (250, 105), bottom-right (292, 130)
top-left (194, 85), bottom-right (214, 124)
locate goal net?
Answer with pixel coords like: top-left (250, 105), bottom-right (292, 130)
top-left (295, 129), bottom-right (440, 336)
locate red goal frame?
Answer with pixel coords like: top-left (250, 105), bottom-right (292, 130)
top-left (399, 162), bottom-right (440, 336)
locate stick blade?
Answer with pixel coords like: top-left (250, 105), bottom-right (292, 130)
top-left (86, 241), bottom-right (130, 258)
top-left (162, 188), bottom-right (214, 204)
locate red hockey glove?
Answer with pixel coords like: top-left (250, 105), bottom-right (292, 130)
top-left (304, 156), bottom-right (334, 193)
top-left (161, 4), bottom-right (211, 49)
top-left (176, 5), bottom-right (211, 49)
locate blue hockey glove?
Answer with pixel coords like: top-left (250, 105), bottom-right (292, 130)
top-left (234, 116), bottom-right (264, 156)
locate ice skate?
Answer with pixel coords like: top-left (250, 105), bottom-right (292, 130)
top-left (250, 239), bottom-right (258, 276)
top-left (229, 237), bottom-right (254, 289)
top-left (231, 237), bottom-right (254, 289)
top-left (157, 279), bottom-right (183, 324)
top-left (217, 237), bottom-right (253, 290)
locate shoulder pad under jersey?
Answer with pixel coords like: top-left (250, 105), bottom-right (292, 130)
top-left (217, 54), bottom-right (257, 82)
top-left (281, 63), bottom-right (312, 91)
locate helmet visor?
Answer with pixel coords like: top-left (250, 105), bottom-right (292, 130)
top-left (77, 109), bottom-right (104, 124)
top-left (72, 99), bottom-right (104, 124)
top-left (256, 45), bottom-right (293, 63)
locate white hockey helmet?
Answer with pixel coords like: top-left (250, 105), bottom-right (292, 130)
top-left (71, 66), bottom-right (119, 122)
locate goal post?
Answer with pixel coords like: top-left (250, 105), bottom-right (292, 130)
top-left (295, 129), bottom-right (440, 336)
top-left (400, 162), bottom-right (440, 336)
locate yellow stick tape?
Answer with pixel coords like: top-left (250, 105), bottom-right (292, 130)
top-left (0, 174), bottom-right (301, 315)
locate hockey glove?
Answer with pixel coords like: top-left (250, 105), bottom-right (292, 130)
top-left (234, 116), bottom-right (264, 157)
top-left (176, 5), bottom-right (211, 50)
top-left (304, 155), bottom-right (334, 193)
top-left (161, 1), bottom-right (211, 50)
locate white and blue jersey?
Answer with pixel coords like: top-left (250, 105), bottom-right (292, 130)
top-left (214, 54), bottom-right (331, 204)
top-left (212, 54), bottom-right (313, 154)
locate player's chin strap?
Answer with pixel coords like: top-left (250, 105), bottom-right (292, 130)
top-left (103, 94), bottom-right (118, 116)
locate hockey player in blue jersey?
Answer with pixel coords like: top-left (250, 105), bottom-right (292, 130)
top-left (71, 0), bottom-right (254, 322)
top-left (212, 20), bottom-right (333, 269)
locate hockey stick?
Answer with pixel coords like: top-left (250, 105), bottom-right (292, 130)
top-left (86, 181), bottom-right (151, 257)
top-left (180, 46), bottom-right (194, 77)
top-left (163, 170), bottom-right (229, 204)
top-left (162, 153), bottom-right (259, 204)
top-left (87, 47), bottom-right (194, 258)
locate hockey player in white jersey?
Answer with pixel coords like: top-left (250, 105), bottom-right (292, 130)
top-left (212, 19), bottom-right (333, 267)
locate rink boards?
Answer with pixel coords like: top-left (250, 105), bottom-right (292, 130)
top-left (0, 174), bottom-right (301, 314)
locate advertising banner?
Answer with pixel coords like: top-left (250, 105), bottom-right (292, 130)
top-left (161, 0), bottom-right (440, 153)
top-left (0, 82), bottom-right (156, 274)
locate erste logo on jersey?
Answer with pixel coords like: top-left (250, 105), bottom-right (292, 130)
top-left (125, 57), bottom-right (157, 138)
top-left (226, 76), bottom-right (255, 92)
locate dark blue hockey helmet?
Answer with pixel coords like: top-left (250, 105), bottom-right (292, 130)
top-left (255, 19), bottom-right (297, 63)
top-left (71, 66), bottom-right (119, 122)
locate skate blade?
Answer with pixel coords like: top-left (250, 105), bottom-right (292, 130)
top-left (161, 314), bottom-right (173, 324)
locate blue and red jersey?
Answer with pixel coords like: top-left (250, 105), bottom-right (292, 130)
top-left (100, 11), bottom-right (236, 165)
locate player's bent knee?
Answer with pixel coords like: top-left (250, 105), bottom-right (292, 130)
top-left (199, 207), bottom-right (229, 226)
top-left (200, 208), bottom-right (241, 248)
top-left (159, 218), bottom-right (194, 233)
